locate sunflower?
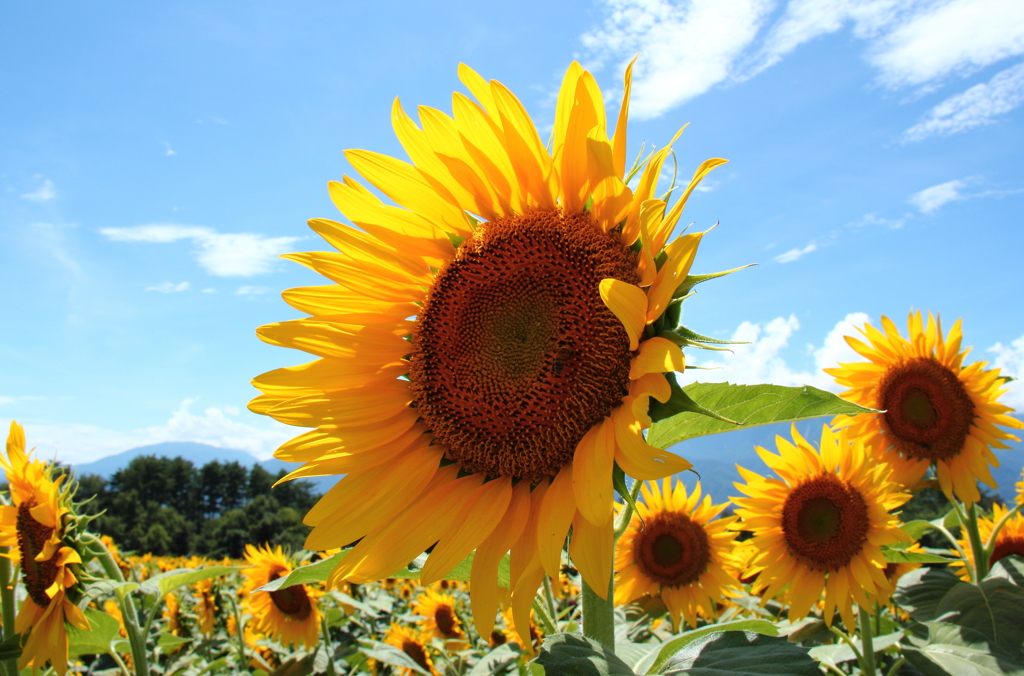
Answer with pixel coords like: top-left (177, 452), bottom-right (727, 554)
top-left (826, 312), bottom-right (1023, 506)
top-left (384, 622), bottom-right (436, 676)
top-left (952, 503), bottom-right (1024, 580)
top-left (249, 59), bottom-right (729, 647)
top-left (240, 543), bottom-right (321, 649)
top-left (412, 587), bottom-right (463, 641)
top-left (732, 425), bottom-right (909, 629)
top-left (0, 422), bottom-right (89, 676)
top-left (193, 577), bottom-right (218, 638)
top-left (615, 478), bottom-right (740, 630)
top-left (1016, 469), bottom-right (1023, 505)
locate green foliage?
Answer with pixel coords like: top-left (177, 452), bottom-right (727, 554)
top-left (535, 634), bottom-right (636, 676)
top-left (647, 380), bottom-right (873, 448)
top-left (655, 631), bottom-right (820, 675)
top-left (75, 456), bottom-right (318, 558)
top-left (632, 621), bottom-right (780, 674)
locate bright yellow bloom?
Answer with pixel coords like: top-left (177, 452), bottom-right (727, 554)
top-left (0, 422), bottom-right (89, 676)
top-left (1016, 469), bottom-right (1023, 505)
top-left (193, 578), bottom-right (218, 638)
top-left (240, 543), bottom-right (321, 649)
top-left (953, 503), bottom-right (1024, 580)
top-left (615, 479), bottom-right (740, 630)
top-left (411, 587), bottom-right (463, 641)
top-left (732, 425), bottom-right (910, 629)
top-left (826, 312), bottom-right (1023, 505)
top-left (384, 623), bottom-right (436, 676)
top-left (249, 60), bottom-right (728, 647)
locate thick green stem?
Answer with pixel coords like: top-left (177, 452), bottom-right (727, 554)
top-left (88, 536), bottom-right (150, 676)
top-left (964, 502), bottom-right (990, 582)
top-left (580, 574), bottom-right (615, 651)
top-left (0, 548), bottom-right (18, 676)
top-left (542, 575), bottom-right (559, 625)
top-left (858, 605), bottom-right (876, 676)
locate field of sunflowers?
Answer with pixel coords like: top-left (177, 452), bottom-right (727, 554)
top-left (4, 59), bottom-right (1024, 676)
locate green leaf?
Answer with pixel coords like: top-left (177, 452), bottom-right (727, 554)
top-left (903, 621), bottom-right (1024, 676)
top-left (656, 631), bottom-right (820, 675)
top-left (360, 640), bottom-right (433, 676)
top-left (157, 632), bottom-right (192, 649)
top-left (634, 620), bottom-right (779, 674)
top-left (901, 519), bottom-right (935, 541)
top-left (257, 553), bottom-right (345, 592)
top-left (648, 378), bottom-right (738, 429)
top-left (986, 554), bottom-right (1024, 587)
top-left (534, 633), bottom-right (637, 676)
top-left (808, 632), bottom-right (903, 668)
top-left (648, 381), bottom-right (873, 448)
top-left (882, 547), bottom-right (953, 564)
top-left (0, 632), bottom-right (21, 661)
top-left (67, 609), bottom-right (122, 657)
top-left (468, 643), bottom-right (521, 676)
top-left (614, 464), bottom-right (643, 527)
top-left (140, 565), bottom-right (240, 596)
top-left (269, 654), bottom-right (317, 676)
top-left (934, 578), bottom-right (1024, 662)
top-left (892, 565), bottom-right (962, 623)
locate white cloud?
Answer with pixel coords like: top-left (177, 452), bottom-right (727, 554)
top-left (849, 212), bottom-right (908, 228)
top-left (202, 288), bottom-right (216, 293)
top-left (0, 396), bottom-right (47, 406)
top-left (100, 223), bottom-right (300, 277)
top-left (581, 0), bottom-right (776, 119)
top-left (146, 281), bottom-right (190, 293)
top-left (583, 0), bottom-right (1024, 123)
top-left (774, 242), bottom-right (817, 263)
top-left (21, 178), bottom-right (56, 202)
top-left (990, 334), bottom-right (1024, 412)
top-left (235, 285), bottom-right (270, 296)
top-left (678, 312), bottom-right (871, 391)
top-left (2, 398), bottom-right (293, 465)
top-left (162, 141), bottom-right (176, 156)
top-left (904, 62), bottom-right (1024, 141)
top-left (908, 178), bottom-right (967, 213)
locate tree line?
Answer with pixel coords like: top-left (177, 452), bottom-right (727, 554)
top-left (70, 456), bottom-right (320, 559)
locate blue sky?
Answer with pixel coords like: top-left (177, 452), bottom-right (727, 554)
top-left (2, 0), bottom-right (1023, 465)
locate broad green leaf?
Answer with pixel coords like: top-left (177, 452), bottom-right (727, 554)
top-left (257, 553), bottom-right (345, 592)
top-left (634, 620), bottom-right (779, 674)
top-left (360, 640), bottom-right (433, 676)
top-left (987, 554), bottom-right (1024, 587)
top-left (882, 547), bottom-right (953, 564)
top-left (901, 519), bottom-right (935, 541)
top-left (904, 621), bottom-right (1024, 676)
top-left (140, 565), bottom-right (240, 596)
top-left (0, 633), bottom-right (20, 661)
top-left (535, 633), bottom-right (636, 676)
top-left (893, 567), bottom-right (961, 622)
top-left (67, 609), bottom-right (122, 657)
top-left (467, 643), bottom-right (521, 676)
top-left (648, 381), bottom-right (873, 448)
top-left (808, 632), bottom-right (903, 668)
top-left (656, 631), bottom-right (819, 675)
top-left (933, 578), bottom-right (1024, 663)
top-left (157, 632), bottom-right (191, 649)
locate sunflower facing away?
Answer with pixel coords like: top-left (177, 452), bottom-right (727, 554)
top-left (240, 543), bottom-right (321, 649)
top-left (732, 425), bottom-right (909, 629)
top-left (952, 502), bottom-right (1024, 580)
top-left (0, 422), bottom-right (89, 676)
top-left (615, 478), bottom-right (740, 630)
top-left (826, 311), bottom-right (1023, 505)
top-left (249, 60), bottom-right (730, 644)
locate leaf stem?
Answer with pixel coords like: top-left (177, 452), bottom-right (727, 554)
top-left (827, 625), bottom-right (863, 665)
top-left (0, 547), bottom-right (18, 676)
top-left (321, 612), bottom-right (337, 676)
top-left (86, 534), bottom-right (151, 676)
top-left (963, 501), bottom-right (990, 582)
top-left (542, 575), bottom-right (559, 626)
top-left (858, 604), bottom-right (876, 676)
top-left (580, 574), bottom-right (615, 652)
top-left (885, 657), bottom-right (907, 676)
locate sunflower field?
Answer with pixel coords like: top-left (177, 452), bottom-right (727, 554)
top-left (3, 59), bottom-right (1024, 676)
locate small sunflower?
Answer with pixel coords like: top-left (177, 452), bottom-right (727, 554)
top-left (0, 422), bottom-right (89, 676)
top-left (384, 622), bottom-right (436, 676)
top-left (826, 311), bottom-right (1023, 505)
top-left (240, 543), bottom-right (321, 649)
top-left (193, 577), bottom-right (218, 638)
top-left (1016, 469), bottom-right (1023, 505)
top-left (615, 478), bottom-right (740, 630)
top-left (953, 503), bottom-right (1024, 580)
top-left (411, 587), bottom-right (463, 641)
top-left (250, 59), bottom-right (731, 648)
top-left (732, 425), bottom-right (910, 629)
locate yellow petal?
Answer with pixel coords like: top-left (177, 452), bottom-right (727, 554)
top-left (646, 232), bottom-right (703, 323)
top-left (612, 405), bottom-right (692, 480)
top-left (599, 279), bottom-right (647, 350)
top-left (569, 510), bottom-right (613, 599)
top-left (630, 337), bottom-right (685, 379)
top-left (536, 465), bottom-right (577, 579)
top-left (572, 419), bottom-right (616, 526)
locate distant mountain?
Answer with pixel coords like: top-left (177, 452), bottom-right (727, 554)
top-left (71, 441), bottom-right (339, 496)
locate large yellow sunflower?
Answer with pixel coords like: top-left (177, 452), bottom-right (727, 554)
top-left (732, 425), bottom-right (909, 629)
top-left (240, 543), bottom-right (321, 649)
top-left (249, 60), bottom-right (728, 645)
top-left (0, 422), bottom-right (89, 676)
top-left (615, 478), bottom-right (740, 630)
top-left (384, 623), bottom-right (436, 676)
top-left (952, 503), bottom-right (1024, 580)
top-left (826, 311), bottom-right (1023, 505)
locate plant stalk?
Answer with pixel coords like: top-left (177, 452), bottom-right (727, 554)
top-left (580, 573), bottom-right (615, 651)
top-left (858, 604), bottom-right (876, 676)
top-left (0, 548), bottom-right (18, 676)
top-left (964, 502), bottom-right (990, 582)
top-left (89, 536), bottom-right (150, 676)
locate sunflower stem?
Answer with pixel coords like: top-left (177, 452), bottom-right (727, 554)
top-left (614, 477), bottom-right (644, 541)
top-left (984, 502), bottom-right (1023, 557)
top-left (107, 649), bottom-right (131, 676)
top-left (321, 612), bottom-right (337, 676)
top-left (542, 575), bottom-right (559, 627)
top-left (227, 592), bottom-right (249, 673)
top-left (885, 657), bottom-right (907, 676)
top-left (857, 604), bottom-right (877, 676)
top-left (0, 547), bottom-right (17, 676)
top-left (827, 625), bottom-right (863, 665)
top-left (87, 535), bottom-right (150, 676)
top-left (963, 501), bottom-right (990, 582)
top-left (580, 573), bottom-right (615, 652)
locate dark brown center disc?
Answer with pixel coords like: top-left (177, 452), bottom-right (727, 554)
top-left (878, 357), bottom-right (975, 462)
top-left (633, 511), bottom-right (711, 587)
top-left (410, 209), bottom-right (637, 482)
top-left (782, 474), bottom-right (870, 572)
top-left (17, 501), bottom-right (60, 608)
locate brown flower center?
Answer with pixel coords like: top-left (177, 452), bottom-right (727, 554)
top-left (402, 639), bottom-right (431, 672)
top-left (782, 474), bottom-right (870, 572)
top-left (991, 536), bottom-right (1024, 566)
top-left (434, 603), bottom-right (459, 637)
top-left (633, 512), bottom-right (711, 587)
top-left (879, 357), bottom-right (974, 462)
top-left (268, 571), bottom-right (313, 620)
top-left (410, 209), bottom-right (637, 482)
top-left (17, 501), bottom-right (61, 607)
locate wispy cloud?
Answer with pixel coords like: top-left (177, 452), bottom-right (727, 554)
top-left (775, 242), bottom-right (817, 263)
top-left (0, 395), bottom-right (47, 406)
top-left (848, 212), bottom-right (908, 229)
top-left (146, 281), bottom-right (190, 293)
top-left (904, 63), bottom-right (1024, 141)
top-left (21, 178), bottom-right (56, 202)
top-left (162, 141), bottom-right (176, 156)
top-left (990, 334), bottom-right (1024, 412)
top-left (100, 224), bottom-right (300, 277)
top-left (235, 285), bottom-right (270, 296)
top-left (583, 0), bottom-right (1024, 125)
top-left (909, 178), bottom-right (968, 213)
